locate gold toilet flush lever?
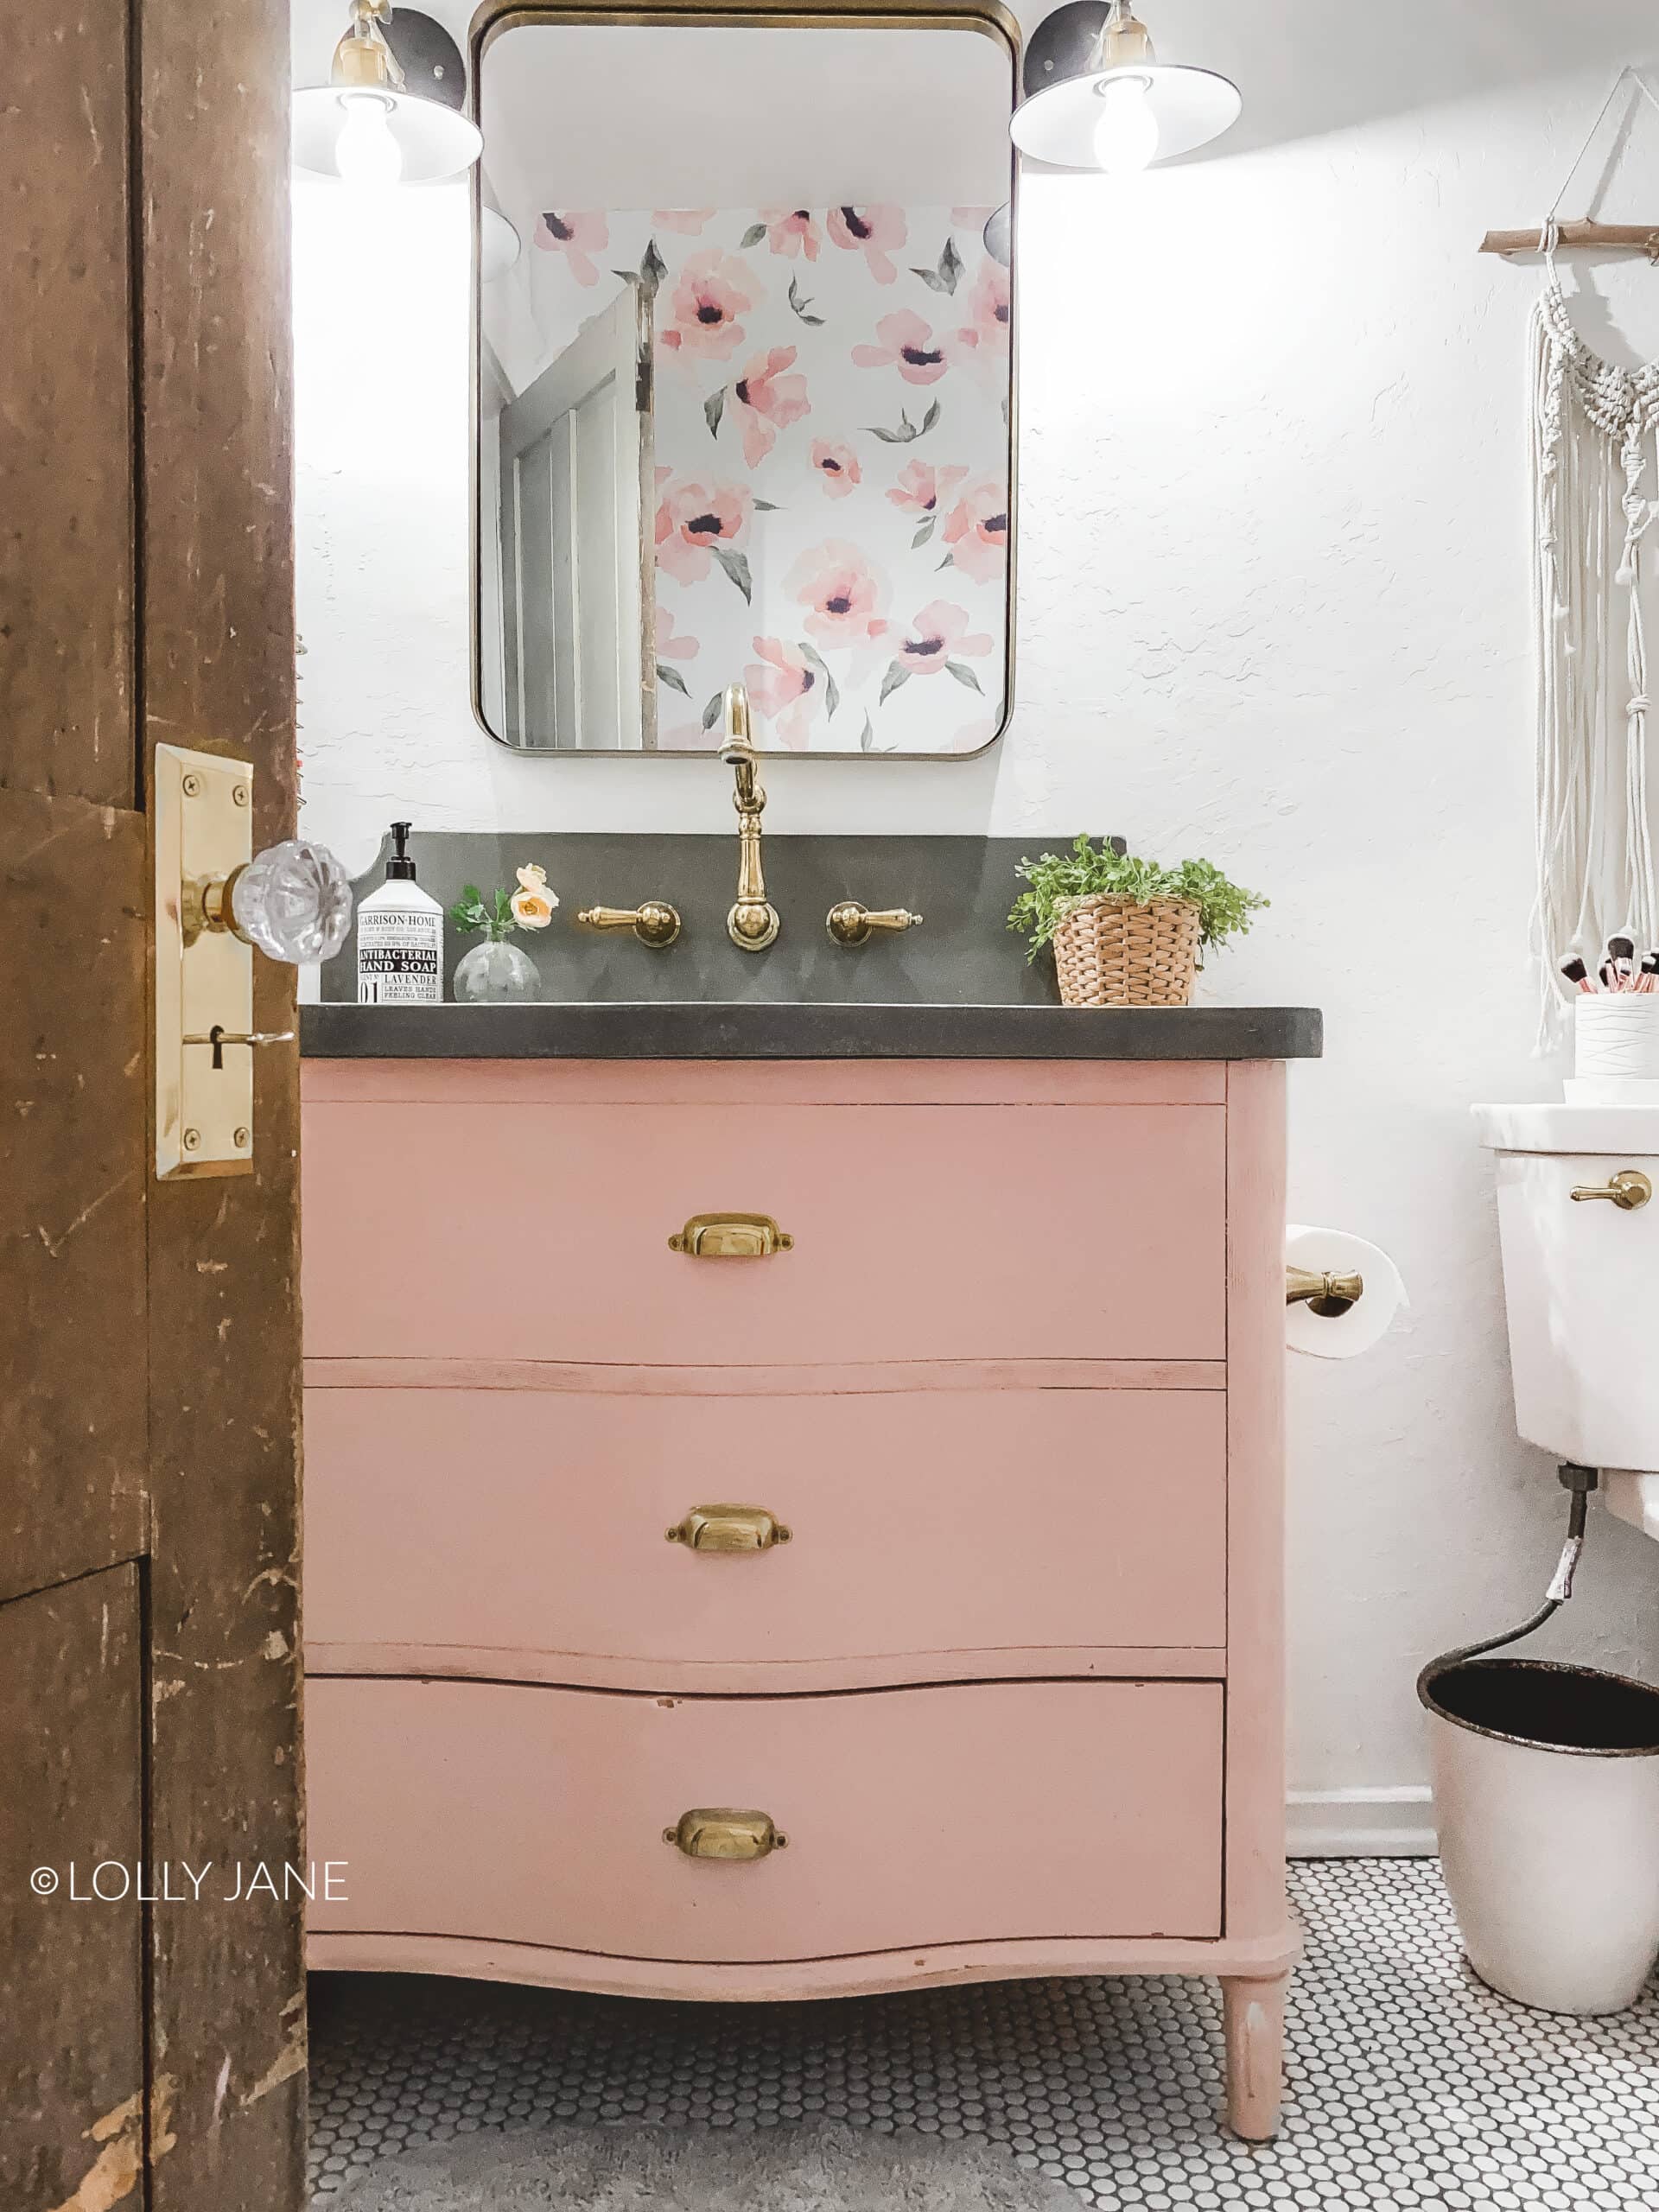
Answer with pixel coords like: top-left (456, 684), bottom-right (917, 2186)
top-left (575, 900), bottom-right (682, 948)
top-left (826, 901), bottom-right (924, 948)
top-left (664, 1809), bottom-right (787, 1861)
top-left (1570, 1169), bottom-right (1652, 1211)
top-left (665, 1504), bottom-right (791, 1552)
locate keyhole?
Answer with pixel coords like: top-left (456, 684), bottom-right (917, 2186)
top-left (208, 1023), bottom-right (226, 1071)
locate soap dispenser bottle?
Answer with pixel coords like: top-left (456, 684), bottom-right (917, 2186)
top-left (356, 822), bottom-right (443, 1004)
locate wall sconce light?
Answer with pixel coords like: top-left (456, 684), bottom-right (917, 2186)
top-left (293, 2), bottom-right (483, 185)
top-left (1011, 0), bottom-right (1240, 174)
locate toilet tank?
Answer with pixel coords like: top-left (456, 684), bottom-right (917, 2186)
top-left (1475, 1104), bottom-right (1659, 1472)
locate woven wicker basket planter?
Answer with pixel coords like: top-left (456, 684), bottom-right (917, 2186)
top-left (1051, 893), bottom-right (1202, 1008)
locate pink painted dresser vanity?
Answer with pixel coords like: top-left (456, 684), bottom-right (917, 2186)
top-left (300, 1004), bottom-right (1319, 2140)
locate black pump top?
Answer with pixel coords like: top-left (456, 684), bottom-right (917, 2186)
top-left (386, 821), bottom-right (416, 880)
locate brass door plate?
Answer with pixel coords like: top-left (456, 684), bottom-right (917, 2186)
top-left (154, 744), bottom-right (254, 1180)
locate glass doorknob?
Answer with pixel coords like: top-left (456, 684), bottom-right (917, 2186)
top-left (200, 839), bottom-right (354, 963)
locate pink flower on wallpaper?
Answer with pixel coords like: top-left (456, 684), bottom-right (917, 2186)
top-left (534, 211), bottom-right (608, 285)
top-left (746, 637), bottom-right (818, 747)
top-left (653, 210), bottom-right (714, 233)
top-left (957, 258), bottom-right (1011, 354)
top-left (660, 250), bottom-right (755, 360)
top-left (655, 478), bottom-right (753, 583)
top-left (811, 440), bottom-right (861, 499)
top-left (655, 605), bottom-right (698, 663)
top-left (853, 310), bottom-right (951, 385)
top-left (787, 541), bottom-right (889, 647)
top-left (826, 206), bottom-right (906, 284)
top-left (758, 209), bottom-right (823, 260)
top-left (942, 479), bottom-right (1008, 582)
top-left (886, 460), bottom-right (968, 518)
top-left (734, 346), bottom-right (810, 467)
top-left (896, 600), bottom-right (992, 676)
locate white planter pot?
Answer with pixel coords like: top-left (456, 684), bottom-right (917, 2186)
top-left (1421, 1658), bottom-right (1659, 2015)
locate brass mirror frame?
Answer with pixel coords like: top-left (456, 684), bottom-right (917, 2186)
top-left (467, 0), bottom-right (1021, 761)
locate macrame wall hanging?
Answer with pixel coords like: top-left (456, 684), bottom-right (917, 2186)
top-left (1497, 69), bottom-right (1659, 1042)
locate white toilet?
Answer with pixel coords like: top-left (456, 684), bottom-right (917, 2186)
top-left (1473, 1100), bottom-right (1659, 1539)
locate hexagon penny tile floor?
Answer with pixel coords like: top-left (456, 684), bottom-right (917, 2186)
top-left (308, 1861), bottom-right (1659, 2209)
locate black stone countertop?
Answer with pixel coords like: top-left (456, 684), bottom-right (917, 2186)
top-left (302, 1002), bottom-right (1322, 1061)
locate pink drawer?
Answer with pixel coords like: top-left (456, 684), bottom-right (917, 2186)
top-left (303, 1383), bottom-right (1226, 1673)
top-left (306, 1676), bottom-right (1224, 1960)
top-left (301, 1096), bottom-right (1225, 1364)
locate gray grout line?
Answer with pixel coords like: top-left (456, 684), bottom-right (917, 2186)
top-left (308, 1861), bottom-right (1659, 2209)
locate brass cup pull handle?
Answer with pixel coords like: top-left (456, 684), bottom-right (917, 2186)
top-left (1285, 1266), bottom-right (1364, 1316)
top-left (665, 1504), bottom-right (791, 1553)
top-left (664, 1808), bottom-right (787, 1861)
top-left (826, 900), bottom-right (924, 948)
top-left (669, 1212), bottom-right (793, 1257)
top-left (575, 900), bottom-right (681, 949)
top-left (1570, 1169), bottom-right (1653, 1211)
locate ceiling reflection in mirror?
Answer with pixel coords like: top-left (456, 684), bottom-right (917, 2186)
top-left (474, 10), bottom-right (1017, 757)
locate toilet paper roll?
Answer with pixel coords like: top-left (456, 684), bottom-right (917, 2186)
top-left (1285, 1224), bottom-right (1408, 1360)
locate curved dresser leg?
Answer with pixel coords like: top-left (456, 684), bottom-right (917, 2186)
top-left (1220, 1970), bottom-right (1287, 2141)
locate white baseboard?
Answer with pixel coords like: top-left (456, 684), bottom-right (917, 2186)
top-left (1287, 1785), bottom-right (1436, 1858)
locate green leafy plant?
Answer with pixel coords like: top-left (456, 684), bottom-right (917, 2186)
top-left (1007, 837), bottom-right (1268, 965)
top-left (449, 865), bottom-right (558, 944)
top-left (448, 885), bottom-right (517, 943)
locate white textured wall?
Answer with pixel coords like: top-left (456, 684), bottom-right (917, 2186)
top-left (296, 15), bottom-right (1659, 1844)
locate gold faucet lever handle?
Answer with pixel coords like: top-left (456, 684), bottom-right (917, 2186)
top-left (575, 900), bottom-right (681, 948)
top-left (669, 1212), bottom-right (793, 1257)
top-left (1570, 1169), bottom-right (1652, 1211)
top-left (826, 901), bottom-right (924, 947)
top-left (664, 1504), bottom-right (791, 1552)
top-left (1285, 1266), bottom-right (1364, 1314)
top-left (664, 1808), bottom-right (787, 1860)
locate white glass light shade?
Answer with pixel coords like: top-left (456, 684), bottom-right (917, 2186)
top-left (1011, 60), bottom-right (1240, 170)
top-left (292, 82), bottom-right (482, 184)
top-left (481, 207), bottom-right (523, 281)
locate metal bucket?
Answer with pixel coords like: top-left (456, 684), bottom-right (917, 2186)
top-left (1420, 1656), bottom-right (1659, 2014)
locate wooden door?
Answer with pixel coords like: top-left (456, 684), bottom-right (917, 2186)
top-left (499, 279), bottom-right (653, 748)
top-left (2, 6), bottom-right (305, 2209)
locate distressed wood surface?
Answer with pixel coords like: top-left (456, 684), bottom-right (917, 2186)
top-left (0, 1570), bottom-right (146, 2212)
top-left (0, 4), bottom-right (136, 807)
top-left (0, 794), bottom-right (149, 1609)
top-left (302, 1384), bottom-right (1229, 1670)
top-left (137, 3), bottom-right (306, 2208)
top-left (307, 1676), bottom-right (1225, 1961)
top-left (308, 1923), bottom-right (1304, 2002)
top-left (301, 1056), bottom-right (1230, 1107)
top-left (1223, 1064), bottom-right (1296, 1957)
top-left (302, 1355), bottom-right (1229, 1394)
top-left (3, 3), bottom-right (304, 2208)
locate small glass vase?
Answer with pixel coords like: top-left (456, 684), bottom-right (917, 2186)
top-left (453, 935), bottom-right (540, 1004)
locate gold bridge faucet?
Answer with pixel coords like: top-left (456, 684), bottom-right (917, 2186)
top-left (719, 683), bottom-right (779, 951)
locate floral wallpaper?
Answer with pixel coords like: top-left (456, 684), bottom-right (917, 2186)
top-left (523, 206), bottom-right (1010, 754)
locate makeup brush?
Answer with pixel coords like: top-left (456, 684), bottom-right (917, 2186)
top-left (1609, 935), bottom-right (1636, 988)
top-left (1560, 956), bottom-right (1595, 994)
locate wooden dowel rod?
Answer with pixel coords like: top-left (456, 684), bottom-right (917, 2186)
top-left (1480, 220), bottom-right (1659, 258)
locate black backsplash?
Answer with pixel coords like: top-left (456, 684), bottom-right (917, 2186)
top-left (316, 833), bottom-right (1123, 1007)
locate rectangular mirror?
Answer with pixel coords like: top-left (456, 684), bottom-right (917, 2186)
top-left (472, 2), bottom-right (1017, 757)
